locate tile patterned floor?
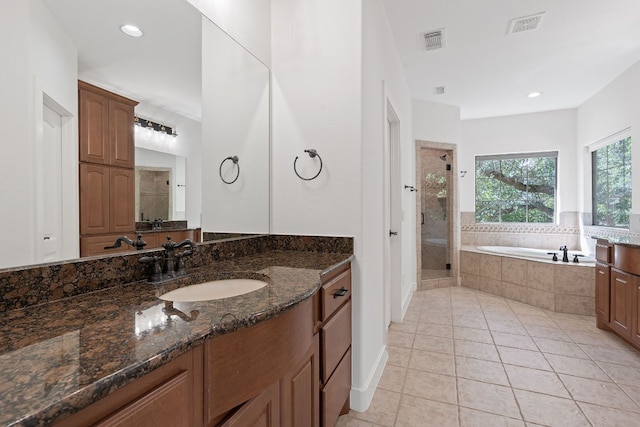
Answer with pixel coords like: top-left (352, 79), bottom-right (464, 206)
top-left (336, 286), bottom-right (640, 426)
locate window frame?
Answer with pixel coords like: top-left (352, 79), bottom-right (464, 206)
top-left (475, 151), bottom-right (558, 224)
top-left (590, 131), bottom-right (632, 229)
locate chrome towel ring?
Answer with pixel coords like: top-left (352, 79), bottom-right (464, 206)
top-left (219, 156), bottom-right (240, 184)
top-left (294, 149), bottom-right (323, 181)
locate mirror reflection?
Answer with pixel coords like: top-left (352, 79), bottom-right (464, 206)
top-left (0, 0), bottom-right (270, 269)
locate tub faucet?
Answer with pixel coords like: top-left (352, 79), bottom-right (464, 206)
top-left (559, 246), bottom-right (569, 262)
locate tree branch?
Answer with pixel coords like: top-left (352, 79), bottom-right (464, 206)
top-left (483, 170), bottom-right (554, 196)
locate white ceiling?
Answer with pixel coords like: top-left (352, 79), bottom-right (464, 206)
top-left (42, 0), bottom-right (202, 122)
top-left (383, 0), bottom-right (640, 120)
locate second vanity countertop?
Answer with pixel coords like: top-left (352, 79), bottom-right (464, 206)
top-left (0, 250), bottom-right (353, 426)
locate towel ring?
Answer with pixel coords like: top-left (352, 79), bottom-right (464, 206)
top-left (219, 156), bottom-right (240, 184)
top-left (294, 149), bottom-right (323, 181)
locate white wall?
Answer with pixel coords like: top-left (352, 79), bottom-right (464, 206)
top-left (412, 100), bottom-right (461, 145)
top-left (201, 17), bottom-right (270, 234)
top-left (459, 109), bottom-right (578, 215)
top-left (358, 0), bottom-right (414, 410)
top-left (577, 60), bottom-right (640, 221)
top-left (187, 0), bottom-right (270, 67)
top-left (0, 0), bottom-right (78, 269)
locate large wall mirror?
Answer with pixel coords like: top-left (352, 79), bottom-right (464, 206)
top-left (0, 0), bottom-right (270, 270)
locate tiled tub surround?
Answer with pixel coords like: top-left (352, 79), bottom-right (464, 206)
top-left (0, 235), bottom-right (353, 426)
top-left (461, 246), bottom-right (595, 316)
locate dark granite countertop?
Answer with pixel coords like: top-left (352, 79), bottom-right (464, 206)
top-left (0, 250), bottom-right (352, 427)
top-left (591, 235), bottom-right (640, 248)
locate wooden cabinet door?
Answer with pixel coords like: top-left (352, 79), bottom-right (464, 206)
top-left (109, 100), bottom-right (135, 168)
top-left (632, 275), bottom-right (640, 347)
top-left (110, 168), bottom-right (135, 233)
top-left (282, 334), bottom-right (319, 427)
top-left (80, 163), bottom-right (110, 235)
top-left (79, 88), bottom-right (109, 164)
top-left (595, 262), bottom-right (611, 324)
top-left (611, 268), bottom-right (633, 338)
top-left (220, 381), bottom-right (280, 427)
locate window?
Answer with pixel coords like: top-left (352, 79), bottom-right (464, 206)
top-left (475, 152), bottom-right (557, 223)
top-left (592, 135), bottom-right (632, 228)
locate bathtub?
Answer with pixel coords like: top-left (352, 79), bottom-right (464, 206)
top-left (460, 245), bottom-right (596, 316)
top-left (475, 245), bottom-right (595, 265)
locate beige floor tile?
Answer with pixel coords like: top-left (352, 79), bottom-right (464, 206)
top-left (598, 361), bottom-right (640, 387)
top-left (389, 321), bottom-right (418, 334)
top-left (620, 383), bottom-right (640, 407)
top-left (497, 346), bottom-right (552, 371)
top-left (459, 407), bottom-right (525, 427)
top-left (402, 310), bottom-right (420, 322)
top-left (403, 369), bottom-right (457, 405)
top-left (420, 313), bottom-right (453, 326)
top-left (514, 389), bottom-right (589, 427)
top-left (387, 345), bottom-right (411, 368)
top-left (523, 324), bottom-right (571, 342)
top-left (455, 339), bottom-right (501, 362)
top-left (487, 319), bottom-right (528, 335)
top-left (532, 337), bottom-right (588, 359)
top-left (491, 331), bottom-right (537, 351)
top-left (577, 401), bottom-right (640, 427)
top-left (559, 374), bottom-right (640, 413)
top-left (335, 414), bottom-right (385, 427)
top-left (413, 334), bottom-right (454, 354)
top-left (377, 364), bottom-right (407, 393)
top-left (453, 315), bottom-right (488, 330)
top-left (503, 364), bottom-right (571, 398)
top-left (457, 378), bottom-right (521, 419)
top-left (408, 349), bottom-right (455, 376)
top-left (579, 343), bottom-right (640, 368)
top-left (456, 356), bottom-right (509, 386)
top-left (545, 353), bottom-right (611, 381)
top-left (567, 329), bottom-right (630, 349)
top-left (454, 326), bottom-right (494, 343)
top-left (415, 322), bottom-right (453, 338)
top-left (351, 389), bottom-right (400, 427)
top-left (387, 330), bottom-right (415, 349)
top-left (395, 395), bottom-right (458, 427)
top-left (517, 314), bottom-right (559, 328)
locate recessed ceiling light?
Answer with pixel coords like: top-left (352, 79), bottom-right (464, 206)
top-left (527, 91), bottom-right (543, 98)
top-left (120, 24), bottom-right (143, 38)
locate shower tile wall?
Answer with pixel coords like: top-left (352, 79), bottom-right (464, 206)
top-left (139, 170), bottom-right (170, 221)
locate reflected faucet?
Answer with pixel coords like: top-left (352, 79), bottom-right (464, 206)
top-left (104, 233), bottom-right (147, 251)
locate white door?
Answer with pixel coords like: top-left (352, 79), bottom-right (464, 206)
top-left (39, 104), bottom-right (64, 263)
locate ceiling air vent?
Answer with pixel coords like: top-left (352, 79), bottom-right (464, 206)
top-left (434, 86), bottom-right (446, 95)
top-left (507, 12), bottom-right (545, 34)
top-left (423, 29), bottom-right (445, 51)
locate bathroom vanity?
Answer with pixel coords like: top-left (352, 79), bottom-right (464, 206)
top-left (0, 235), bottom-right (353, 427)
top-left (594, 238), bottom-right (640, 351)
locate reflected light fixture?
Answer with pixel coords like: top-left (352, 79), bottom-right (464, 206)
top-left (134, 116), bottom-right (177, 137)
top-left (120, 24), bottom-right (143, 37)
top-left (527, 91), bottom-right (543, 98)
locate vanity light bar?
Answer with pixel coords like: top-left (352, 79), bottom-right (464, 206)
top-left (134, 116), bottom-right (177, 137)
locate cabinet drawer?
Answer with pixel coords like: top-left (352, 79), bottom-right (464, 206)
top-left (321, 269), bottom-right (351, 321)
top-left (321, 348), bottom-right (351, 427)
top-left (321, 301), bottom-right (351, 383)
top-left (596, 242), bottom-right (612, 264)
top-left (614, 245), bottom-right (640, 276)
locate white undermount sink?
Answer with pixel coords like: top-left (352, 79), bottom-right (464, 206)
top-left (159, 279), bottom-right (267, 302)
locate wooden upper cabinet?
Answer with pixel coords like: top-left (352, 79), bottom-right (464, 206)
top-left (79, 88), bottom-right (110, 164)
top-left (79, 81), bottom-right (137, 167)
top-left (110, 100), bottom-right (135, 168)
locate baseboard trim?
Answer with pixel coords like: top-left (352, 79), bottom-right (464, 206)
top-left (349, 346), bottom-right (388, 412)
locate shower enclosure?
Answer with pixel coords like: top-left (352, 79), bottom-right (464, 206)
top-left (418, 148), bottom-right (453, 282)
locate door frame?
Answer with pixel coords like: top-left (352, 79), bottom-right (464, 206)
top-left (415, 140), bottom-right (460, 288)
